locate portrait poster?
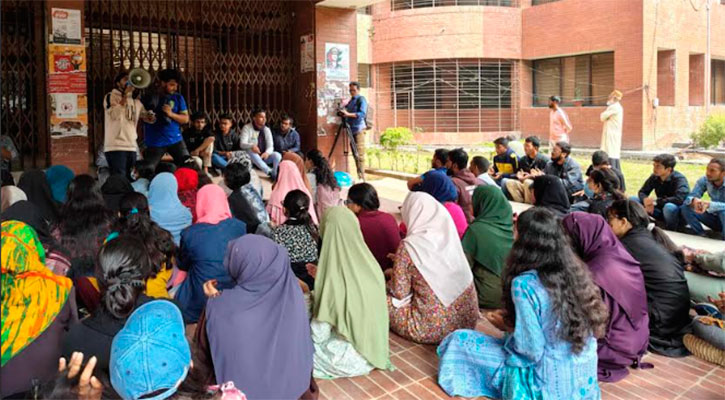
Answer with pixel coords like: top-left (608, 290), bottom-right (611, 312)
top-left (324, 42), bottom-right (349, 81)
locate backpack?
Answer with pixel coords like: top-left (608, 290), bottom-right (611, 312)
top-left (355, 97), bottom-right (374, 131)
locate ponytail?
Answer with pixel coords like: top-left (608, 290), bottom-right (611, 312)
top-left (97, 235), bottom-right (152, 319)
top-left (283, 189), bottom-right (320, 244)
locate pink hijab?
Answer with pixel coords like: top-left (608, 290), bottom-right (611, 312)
top-left (443, 202), bottom-right (469, 239)
top-left (196, 184), bottom-right (232, 225)
top-left (267, 160), bottom-right (318, 226)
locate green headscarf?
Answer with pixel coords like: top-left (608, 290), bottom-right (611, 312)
top-left (313, 206), bottom-right (391, 370)
top-left (461, 185), bottom-right (514, 276)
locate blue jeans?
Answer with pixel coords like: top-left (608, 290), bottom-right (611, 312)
top-left (248, 151), bottom-right (281, 179)
top-left (631, 196), bottom-right (681, 231)
top-left (681, 205), bottom-right (725, 239)
top-left (211, 153), bottom-right (228, 169)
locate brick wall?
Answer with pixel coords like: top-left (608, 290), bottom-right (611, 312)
top-left (315, 6), bottom-right (358, 172)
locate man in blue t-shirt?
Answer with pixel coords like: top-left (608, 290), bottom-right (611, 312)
top-left (141, 68), bottom-right (190, 169)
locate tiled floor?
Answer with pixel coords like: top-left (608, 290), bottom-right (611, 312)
top-left (317, 322), bottom-right (725, 400)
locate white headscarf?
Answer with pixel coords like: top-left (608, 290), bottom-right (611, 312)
top-left (401, 192), bottom-right (473, 307)
top-left (1, 186), bottom-right (27, 213)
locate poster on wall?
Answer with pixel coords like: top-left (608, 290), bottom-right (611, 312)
top-left (48, 44), bottom-right (86, 73)
top-left (300, 34), bottom-right (315, 73)
top-left (51, 8), bottom-right (82, 45)
top-left (324, 42), bottom-right (349, 81)
top-left (50, 94), bottom-right (88, 138)
top-left (49, 73), bottom-right (87, 94)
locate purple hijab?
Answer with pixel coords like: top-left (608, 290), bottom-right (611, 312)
top-left (205, 235), bottom-right (313, 399)
top-left (562, 212), bottom-right (650, 382)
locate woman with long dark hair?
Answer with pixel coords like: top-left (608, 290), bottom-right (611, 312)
top-left (62, 235), bottom-right (178, 383)
top-left (586, 168), bottom-right (625, 218)
top-left (563, 212), bottom-right (650, 382)
top-left (305, 149), bottom-right (341, 218)
top-left (53, 175), bottom-right (115, 279)
top-left (607, 199), bottom-right (692, 357)
top-left (116, 192), bottom-right (176, 299)
top-left (437, 207), bottom-right (608, 398)
top-left (271, 190), bottom-right (319, 290)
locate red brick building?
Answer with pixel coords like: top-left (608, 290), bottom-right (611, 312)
top-left (363, 0), bottom-right (725, 149)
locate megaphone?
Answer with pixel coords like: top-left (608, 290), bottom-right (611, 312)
top-left (128, 68), bottom-right (152, 89)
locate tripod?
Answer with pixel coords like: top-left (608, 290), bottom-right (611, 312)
top-left (328, 118), bottom-right (365, 181)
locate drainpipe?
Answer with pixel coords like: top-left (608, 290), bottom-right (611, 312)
top-left (706, 0), bottom-right (711, 115)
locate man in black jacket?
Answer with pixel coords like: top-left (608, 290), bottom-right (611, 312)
top-left (635, 153), bottom-right (690, 230)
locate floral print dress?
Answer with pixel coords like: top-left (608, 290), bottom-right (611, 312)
top-left (387, 245), bottom-right (479, 344)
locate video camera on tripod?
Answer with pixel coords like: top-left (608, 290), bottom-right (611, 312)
top-left (328, 99), bottom-right (365, 181)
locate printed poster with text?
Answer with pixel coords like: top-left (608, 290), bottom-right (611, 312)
top-left (51, 8), bottom-right (82, 45)
top-left (50, 94), bottom-right (88, 138)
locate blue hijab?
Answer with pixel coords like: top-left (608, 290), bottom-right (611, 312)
top-left (45, 165), bottom-right (75, 203)
top-left (418, 169), bottom-right (458, 203)
top-left (148, 173), bottom-right (192, 245)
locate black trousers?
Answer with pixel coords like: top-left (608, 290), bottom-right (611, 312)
top-left (143, 140), bottom-right (190, 170)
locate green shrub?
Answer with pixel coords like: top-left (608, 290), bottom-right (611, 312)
top-left (379, 127), bottom-right (414, 152)
top-left (691, 114), bottom-right (725, 149)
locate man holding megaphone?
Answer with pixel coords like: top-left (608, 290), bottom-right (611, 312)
top-left (103, 70), bottom-right (155, 180)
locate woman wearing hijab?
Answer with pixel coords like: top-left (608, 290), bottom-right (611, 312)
top-left (176, 184), bottom-right (246, 323)
top-left (388, 192), bottom-right (478, 344)
top-left (1, 185), bottom-right (26, 212)
top-left (402, 171), bottom-right (469, 238)
top-left (1, 221), bottom-right (76, 398)
top-left (200, 235), bottom-right (316, 399)
top-left (345, 183), bottom-right (401, 270)
top-left (462, 185), bottom-right (514, 309)
top-left (283, 151), bottom-right (312, 192)
top-left (223, 162), bottom-right (269, 235)
top-left (45, 165), bottom-right (75, 204)
top-left (101, 174), bottom-right (134, 213)
top-left (562, 212), bottom-right (650, 382)
top-left (607, 200), bottom-right (692, 357)
top-left (174, 167), bottom-right (200, 222)
top-left (308, 206), bottom-right (392, 378)
top-left (17, 169), bottom-right (59, 223)
top-left (531, 175), bottom-right (570, 217)
top-left (148, 172), bottom-right (192, 245)
top-left (1, 201), bottom-right (71, 276)
top-left (268, 160), bottom-right (318, 226)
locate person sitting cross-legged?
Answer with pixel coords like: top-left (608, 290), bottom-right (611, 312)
top-left (635, 153), bottom-right (689, 231)
top-left (437, 207), bottom-right (606, 399)
top-left (681, 157), bottom-right (725, 240)
top-left (446, 148), bottom-right (484, 223)
top-left (239, 108), bottom-right (282, 180)
top-left (504, 136), bottom-right (549, 204)
top-left (490, 137), bottom-right (519, 189)
top-left (182, 111), bottom-right (215, 175)
top-left (387, 192), bottom-right (479, 344)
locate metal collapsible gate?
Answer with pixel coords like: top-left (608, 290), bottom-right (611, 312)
top-left (85, 0), bottom-right (294, 154)
top-left (1, 0), bottom-right (48, 169)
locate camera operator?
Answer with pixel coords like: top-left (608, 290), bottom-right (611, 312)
top-left (337, 81), bottom-right (367, 176)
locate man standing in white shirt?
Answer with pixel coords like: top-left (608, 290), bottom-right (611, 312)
top-left (104, 71), bottom-right (153, 180)
top-left (600, 90), bottom-right (624, 172)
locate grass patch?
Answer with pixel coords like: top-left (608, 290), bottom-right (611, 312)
top-left (365, 149), bottom-right (706, 197)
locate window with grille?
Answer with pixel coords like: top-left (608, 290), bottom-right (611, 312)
top-left (532, 0), bottom-right (560, 5)
top-left (532, 52), bottom-right (614, 106)
top-left (390, 60), bottom-right (511, 110)
top-left (713, 59), bottom-right (725, 105)
top-left (391, 0), bottom-right (515, 11)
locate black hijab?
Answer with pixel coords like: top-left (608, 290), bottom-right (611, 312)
top-left (17, 169), bottom-right (60, 223)
top-left (532, 175), bottom-right (570, 217)
top-left (1, 200), bottom-right (63, 252)
top-left (101, 175), bottom-right (134, 212)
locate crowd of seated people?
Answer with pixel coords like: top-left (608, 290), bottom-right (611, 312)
top-left (2, 114), bottom-right (725, 400)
